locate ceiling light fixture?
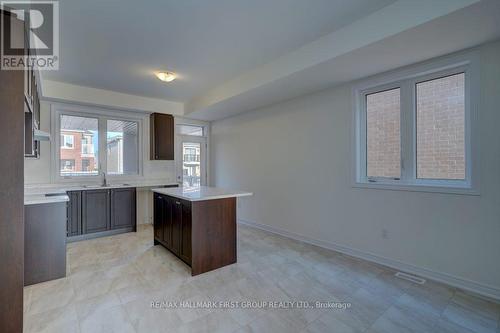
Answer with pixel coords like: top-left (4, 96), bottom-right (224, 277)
top-left (155, 71), bottom-right (176, 82)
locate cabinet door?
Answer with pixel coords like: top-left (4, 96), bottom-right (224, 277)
top-left (67, 191), bottom-right (82, 236)
top-left (153, 193), bottom-right (164, 241)
top-left (171, 199), bottom-right (182, 255)
top-left (162, 196), bottom-right (173, 249)
top-left (82, 190), bottom-right (110, 234)
top-left (24, 109), bottom-right (34, 156)
top-left (110, 188), bottom-right (136, 230)
top-left (150, 113), bottom-right (174, 160)
top-left (179, 201), bottom-right (192, 264)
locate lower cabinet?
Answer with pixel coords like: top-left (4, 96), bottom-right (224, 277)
top-left (67, 187), bottom-right (136, 239)
top-left (162, 195), bottom-right (173, 249)
top-left (25, 202), bottom-right (67, 286)
top-left (153, 193), bottom-right (164, 241)
top-left (67, 191), bottom-right (82, 236)
top-left (111, 187), bottom-right (137, 230)
top-left (154, 193), bottom-right (192, 265)
top-left (179, 200), bottom-right (192, 263)
top-left (82, 189), bottom-right (110, 234)
top-left (153, 193), bottom-right (237, 276)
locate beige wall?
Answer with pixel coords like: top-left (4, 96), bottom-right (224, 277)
top-left (210, 41), bottom-right (500, 299)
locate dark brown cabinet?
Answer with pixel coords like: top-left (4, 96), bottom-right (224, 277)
top-left (82, 189), bottom-right (110, 234)
top-left (153, 193), bottom-right (164, 241)
top-left (111, 188), bottom-right (137, 229)
top-left (67, 187), bottom-right (136, 240)
top-left (150, 113), bottom-right (174, 160)
top-left (154, 194), bottom-right (192, 265)
top-left (179, 202), bottom-right (192, 264)
top-left (153, 193), bottom-right (237, 276)
top-left (171, 198), bottom-right (182, 256)
top-left (162, 196), bottom-right (173, 249)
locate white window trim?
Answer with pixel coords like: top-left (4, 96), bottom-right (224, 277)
top-left (51, 103), bottom-right (145, 183)
top-left (352, 50), bottom-right (480, 195)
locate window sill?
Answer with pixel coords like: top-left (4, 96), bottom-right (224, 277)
top-left (352, 181), bottom-right (479, 196)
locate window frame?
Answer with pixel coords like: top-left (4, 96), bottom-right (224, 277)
top-left (353, 51), bottom-right (479, 195)
top-left (51, 103), bottom-right (144, 183)
top-left (360, 83), bottom-right (403, 184)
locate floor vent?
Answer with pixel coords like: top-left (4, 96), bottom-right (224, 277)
top-left (395, 272), bottom-right (426, 285)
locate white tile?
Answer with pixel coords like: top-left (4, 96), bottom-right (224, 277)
top-left (22, 224), bottom-right (500, 333)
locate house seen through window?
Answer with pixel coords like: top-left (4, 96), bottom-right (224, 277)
top-left (59, 114), bottom-right (139, 177)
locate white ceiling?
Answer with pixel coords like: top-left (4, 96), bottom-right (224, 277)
top-left (185, 0), bottom-right (500, 120)
top-left (44, 0), bottom-right (396, 102)
top-left (44, 0), bottom-right (500, 121)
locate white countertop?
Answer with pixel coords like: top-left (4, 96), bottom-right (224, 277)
top-left (24, 179), bottom-right (178, 205)
top-left (151, 186), bottom-right (253, 202)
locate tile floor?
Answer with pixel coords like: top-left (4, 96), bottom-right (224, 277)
top-left (23, 224), bottom-right (500, 333)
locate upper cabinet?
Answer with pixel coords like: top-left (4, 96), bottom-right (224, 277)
top-left (150, 113), bottom-right (174, 160)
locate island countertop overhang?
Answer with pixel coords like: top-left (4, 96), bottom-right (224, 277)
top-left (151, 186), bottom-right (252, 202)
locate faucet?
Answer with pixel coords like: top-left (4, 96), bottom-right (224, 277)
top-left (102, 171), bottom-right (107, 187)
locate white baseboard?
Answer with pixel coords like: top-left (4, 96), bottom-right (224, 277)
top-left (237, 219), bottom-right (500, 302)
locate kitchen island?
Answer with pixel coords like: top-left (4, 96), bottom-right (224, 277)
top-left (151, 186), bottom-right (252, 275)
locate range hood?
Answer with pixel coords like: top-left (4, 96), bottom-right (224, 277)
top-left (34, 129), bottom-right (50, 141)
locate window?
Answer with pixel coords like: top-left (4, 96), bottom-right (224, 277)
top-left (106, 119), bottom-right (139, 175)
top-left (81, 159), bottom-right (91, 172)
top-left (354, 55), bottom-right (477, 194)
top-left (182, 142), bottom-right (201, 188)
top-left (60, 115), bottom-right (98, 176)
top-left (416, 73), bottom-right (465, 180)
top-left (177, 124), bottom-right (204, 136)
top-left (55, 107), bottom-right (142, 180)
top-left (60, 134), bottom-right (74, 149)
top-left (81, 135), bottom-right (93, 155)
top-left (366, 88), bottom-right (401, 179)
top-left (60, 159), bottom-right (75, 172)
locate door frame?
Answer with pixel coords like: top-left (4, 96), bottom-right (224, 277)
top-left (174, 117), bottom-right (210, 187)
